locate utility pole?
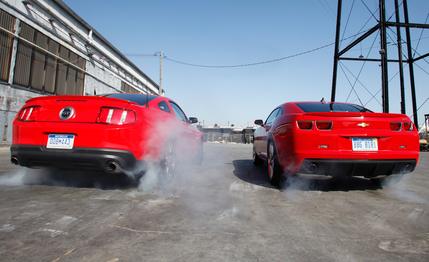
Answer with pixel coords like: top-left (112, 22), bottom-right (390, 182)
top-left (394, 0), bottom-right (406, 114)
top-left (330, 0), bottom-right (342, 102)
top-left (379, 0), bottom-right (389, 113)
top-left (159, 51), bottom-right (163, 95)
top-left (403, 0), bottom-right (418, 126)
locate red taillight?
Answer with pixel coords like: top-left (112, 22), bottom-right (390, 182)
top-left (316, 120), bottom-right (333, 130)
top-left (17, 106), bottom-right (40, 121)
top-left (390, 122), bottom-right (402, 131)
top-left (97, 107), bottom-right (136, 125)
top-left (403, 122), bottom-right (414, 131)
top-left (297, 120), bottom-right (313, 130)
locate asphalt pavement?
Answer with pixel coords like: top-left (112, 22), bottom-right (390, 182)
top-left (0, 143), bottom-right (428, 261)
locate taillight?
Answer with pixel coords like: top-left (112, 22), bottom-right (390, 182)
top-left (390, 122), bottom-right (402, 131)
top-left (403, 122), bottom-right (414, 131)
top-left (17, 106), bottom-right (40, 121)
top-left (316, 120), bottom-right (333, 130)
top-left (97, 107), bottom-right (136, 125)
top-left (297, 120), bottom-right (313, 130)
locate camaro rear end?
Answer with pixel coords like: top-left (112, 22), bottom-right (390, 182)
top-left (253, 102), bottom-right (420, 187)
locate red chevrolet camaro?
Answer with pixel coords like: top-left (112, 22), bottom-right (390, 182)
top-left (253, 101), bottom-right (420, 188)
top-left (11, 94), bottom-right (203, 180)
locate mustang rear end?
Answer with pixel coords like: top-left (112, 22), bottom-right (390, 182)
top-left (11, 94), bottom-right (203, 176)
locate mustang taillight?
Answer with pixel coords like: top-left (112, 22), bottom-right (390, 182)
top-left (390, 122), bottom-right (402, 131)
top-left (403, 122), bottom-right (414, 131)
top-left (97, 107), bottom-right (136, 125)
top-left (297, 120), bottom-right (313, 130)
top-left (17, 106), bottom-right (40, 121)
top-left (316, 120), bottom-right (333, 130)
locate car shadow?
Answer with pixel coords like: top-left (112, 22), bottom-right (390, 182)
top-left (232, 159), bottom-right (382, 191)
top-left (20, 168), bottom-right (137, 190)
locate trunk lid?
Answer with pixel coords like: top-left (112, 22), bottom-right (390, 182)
top-left (22, 96), bottom-right (137, 123)
top-left (302, 112), bottom-right (411, 132)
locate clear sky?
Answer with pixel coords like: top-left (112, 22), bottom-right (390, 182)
top-left (64, 0), bottom-right (429, 128)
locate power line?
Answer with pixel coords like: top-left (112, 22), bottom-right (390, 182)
top-left (340, 62), bottom-right (382, 105)
top-left (340, 0), bottom-right (356, 44)
top-left (161, 29), bottom-right (376, 69)
top-left (413, 12), bottom-right (429, 58)
top-left (364, 71), bottom-right (399, 106)
top-left (163, 43), bottom-right (333, 68)
top-left (360, 0), bottom-right (378, 21)
top-left (345, 32), bottom-right (379, 102)
top-left (339, 63), bottom-right (364, 105)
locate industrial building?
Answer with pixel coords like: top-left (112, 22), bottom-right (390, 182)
top-left (0, 0), bottom-right (160, 144)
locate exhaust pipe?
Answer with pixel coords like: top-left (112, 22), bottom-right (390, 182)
top-left (11, 156), bottom-right (19, 165)
top-left (105, 161), bottom-right (120, 173)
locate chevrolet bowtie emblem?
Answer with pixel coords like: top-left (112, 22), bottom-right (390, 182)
top-left (357, 122), bottom-right (369, 128)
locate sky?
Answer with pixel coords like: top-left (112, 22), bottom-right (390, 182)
top-left (64, 0), bottom-right (429, 129)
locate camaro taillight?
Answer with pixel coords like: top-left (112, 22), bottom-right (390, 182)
top-left (97, 107), bottom-right (136, 125)
top-left (403, 121), bottom-right (414, 131)
top-left (297, 120), bottom-right (313, 130)
top-left (390, 122), bottom-right (402, 131)
top-left (17, 106), bottom-right (40, 121)
top-left (316, 120), bottom-right (333, 130)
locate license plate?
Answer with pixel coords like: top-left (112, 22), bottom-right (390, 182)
top-left (47, 134), bottom-right (75, 149)
top-left (352, 138), bottom-right (378, 151)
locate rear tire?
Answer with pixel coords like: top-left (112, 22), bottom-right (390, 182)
top-left (160, 142), bottom-right (177, 182)
top-left (253, 147), bottom-right (263, 166)
top-left (267, 141), bottom-right (284, 189)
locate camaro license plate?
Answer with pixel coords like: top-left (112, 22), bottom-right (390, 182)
top-left (352, 138), bottom-right (378, 151)
top-left (46, 134), bottom-right (75, 149)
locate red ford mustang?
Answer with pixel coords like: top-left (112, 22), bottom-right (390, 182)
top-left (253, 101), bottom-right (420, 187)
top-left (11, 94), bottom-right (203, 179)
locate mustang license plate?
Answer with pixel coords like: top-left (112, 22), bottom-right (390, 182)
top-left (352, 138), bottom-right (378, 151)
top-left (46, 134), bottom-right (75, 149)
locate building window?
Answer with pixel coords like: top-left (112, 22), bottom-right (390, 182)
top-left (121, 81), bottom-right (140, 94)
top-left (0, 9), bottom-right (15, 82)
top-left (13, 22), bottom-right (85, 95)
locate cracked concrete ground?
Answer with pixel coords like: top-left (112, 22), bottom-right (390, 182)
top-left (0, 143), bottom-right (428, 261)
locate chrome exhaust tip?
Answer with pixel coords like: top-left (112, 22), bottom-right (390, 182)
top-left (106, 161), bottom-right (120, 173)
top-left (11, 156), bottom-right (19, 165)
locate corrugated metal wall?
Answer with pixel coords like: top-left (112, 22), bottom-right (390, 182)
top-left (44, 40), bottom-right (59, 93)
top-left (13, 22), bottom-right (35, 86)
top-left (0, 9), bottom-right (15, 81)
top-left (13, 21), bottom-right (86, 95)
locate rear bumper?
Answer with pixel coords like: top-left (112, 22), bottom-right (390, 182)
top-left (11, 145), bottom-right (138, 173)
top-left (298, 159), bottom-right (417, 177)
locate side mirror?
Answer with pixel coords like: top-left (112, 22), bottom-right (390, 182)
top-left (189, 117), bottom-right (198, 124)
top-left (254, 119), bottom-right (264, 126)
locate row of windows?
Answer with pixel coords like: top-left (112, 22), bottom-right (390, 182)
top-left (0, 9), bottom-right (85, 95)
top-left (121, 81), bottom-right (140, 94)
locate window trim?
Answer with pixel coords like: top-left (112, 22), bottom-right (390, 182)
top-left (265, 107), bottom-right (281, 126)
top-left (169, 101), bottom-right (188, 122)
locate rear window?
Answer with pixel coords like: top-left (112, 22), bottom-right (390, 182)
top-left (297, 103), bottom-right (372, 113)
top-left (105, 93), bottom-right (157, 106)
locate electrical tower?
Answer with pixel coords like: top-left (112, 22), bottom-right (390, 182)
top-left (331, 0), bottom-right (429, 127)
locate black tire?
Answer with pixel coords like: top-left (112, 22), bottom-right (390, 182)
top-left (253, 146), bottom-right (263, 166)
top-left (267, 141), bottom-right (284, 188)
top-left (160, 142), bottom-right (177, 182)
